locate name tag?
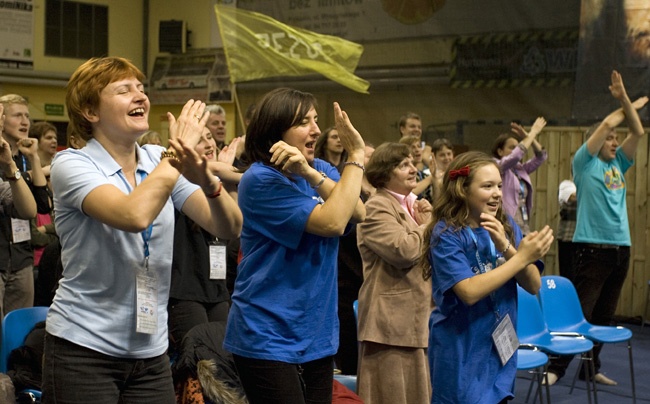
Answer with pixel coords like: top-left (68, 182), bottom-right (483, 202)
top-left (136, 269), bottom-right (158, 334)
top-left (492, 313), bottom-right (519, 366)
top-left (209, 242), bottom-right (227, 280)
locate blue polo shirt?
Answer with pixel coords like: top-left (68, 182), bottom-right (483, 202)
top-left (47, 139), bottom-right (197, 358)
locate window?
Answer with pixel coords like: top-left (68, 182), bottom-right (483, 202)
top-left (45, 0), bottom-right (108, 59)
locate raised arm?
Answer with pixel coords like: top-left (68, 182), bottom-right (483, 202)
top-left (511, 117), bottom-right (546, 154)
top-left (609, 71), bottom-right (648, 160)
top-left (0, 134), bottom-right (36, 219)
top-left (587, 71), bottom-right (648, 157)
top-left (81, 100), bottom-right (209, 232)
top-left (271, 102), bottom-right (366, 236)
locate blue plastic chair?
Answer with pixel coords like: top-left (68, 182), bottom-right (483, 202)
top-left (517, 348), bottom-right (550, 404)
top-left (1, 306), bottom-right (49, 401)
top-left (517, 286), bottom-right (597, 404)
top-left (538, 276), bottom-right (635, 402)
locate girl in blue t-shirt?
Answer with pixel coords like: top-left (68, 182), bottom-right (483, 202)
top-left (224, 88), bottom-right (367, 404)
top-left (421, 151), bottom-right (553, 404)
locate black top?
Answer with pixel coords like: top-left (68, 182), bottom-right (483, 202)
top-left (170, 210), bottom-right (229, 303)
top-left (0, 153), bottom-right (52, 272)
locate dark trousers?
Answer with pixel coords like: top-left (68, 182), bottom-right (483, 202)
top-left (168, 299), bottom-right (229, 353)
top-left (557, 240), bottom-right (578, 282)
top-left (42, 333), bottom-right (175, 404)
top-left (233, 354), bottom-right (333, 404)
top-left (548, 244), bottom-right (630, 378)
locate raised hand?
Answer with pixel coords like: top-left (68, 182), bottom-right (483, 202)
top-left (609, 70), bottom-right (628, 102)
top-left (529, 117), bottom-right (547, 137)
top-left (218, 137), bottom-right (241, 166)
top-left (168, 137), bottom-right (219, 191)
top-left (516, 225), bottom-right (554, 263)
top-left (333, 102), bottom-right (365, 157)
top-left (167, 100), bottom-right (208, 149)
top-left (479, 213), bottom-right (509, 253)
top-left (269, 140), bottom-right (311, 176)
top-left (17, 138), bottom-right (39, 158)
top-left (413, 198), bottom-right (432, 225)
top-left (0, 138), bottom-right (13, 168)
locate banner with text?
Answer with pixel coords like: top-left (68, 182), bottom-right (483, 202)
top-left (0, 0), bottom-right (34, 69)
top-left (228, 0), bottom-right (578, 42)
top-left (215, 4), bottom-right (369, 93)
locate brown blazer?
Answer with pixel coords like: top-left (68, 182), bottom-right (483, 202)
top-left (356, 189), bottom-right (433, 348)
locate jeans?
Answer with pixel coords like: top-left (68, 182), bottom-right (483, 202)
top-left (548, 244), bottom-right (630, 378)
top-left (42, 333), bottom-right (175, 404)
top-left (233, 354), bottom-right (333, 404)
top-left (0, 265), bottom-right (34, 319)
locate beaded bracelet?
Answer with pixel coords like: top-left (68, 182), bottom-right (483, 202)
top-left (343, 161), bottom-right (365, 172)
top-left (160, 150), bottom-right (178, 161)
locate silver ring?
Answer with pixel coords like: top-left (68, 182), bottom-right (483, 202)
top-left (195, 114), bottom-right (202, 120)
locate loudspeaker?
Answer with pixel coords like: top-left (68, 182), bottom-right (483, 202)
top-left (159, 20), bottom-right (186, 54)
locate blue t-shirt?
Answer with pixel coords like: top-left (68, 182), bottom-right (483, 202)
top-left (428, 218), bottom-right (530, 404)
top-left (572, 143), bottom-right (632, 245)
top-left (224, 159), bottom-right (346, 363)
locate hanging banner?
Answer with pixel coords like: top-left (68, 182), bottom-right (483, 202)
top-left (572, 0), bottom-right (650, 121)
top-left (230, 0), bottom-right (578, 42)
top-left (451, 30), bottom-right (578, 89)
top-left (0, 0), bottom-right (34, 69)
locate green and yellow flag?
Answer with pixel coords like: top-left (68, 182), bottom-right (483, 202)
top-left (214, 4), bottom-right (369, 94)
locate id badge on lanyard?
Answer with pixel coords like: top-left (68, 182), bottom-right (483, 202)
top-left (121, 170), bottom-right (159, 335)
top-left (209, 239), bottom-right (227, 280)
top-left (466, 227), bottom-right (518, 365)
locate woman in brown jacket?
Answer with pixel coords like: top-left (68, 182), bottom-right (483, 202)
top-left (356, 142), bottom-right (434, 404)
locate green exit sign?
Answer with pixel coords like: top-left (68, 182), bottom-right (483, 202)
top-left (44, 104), bottom-right (64, 116)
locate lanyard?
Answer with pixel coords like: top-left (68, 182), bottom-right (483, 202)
top-left (465, 227), bottom-right (501, 320)
top-left (117, 169), bottom-right (153, 269)
top-left (20, 155), bottom-right (27, 172)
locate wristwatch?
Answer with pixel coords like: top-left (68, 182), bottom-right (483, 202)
top-left (5, 169), bottom-right (21, 181)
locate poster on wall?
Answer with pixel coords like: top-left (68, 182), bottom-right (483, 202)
top-left (148, 49), bottom-right (232, 105)
top-left (0, 0), bottom-right (34, 69)
top-left (223, 0), bottom-right (578, 42)
top-left (572, 0), bottom-right (650, 121)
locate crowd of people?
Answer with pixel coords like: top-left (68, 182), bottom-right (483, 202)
top-left (0, 56), bottom-right (644, 404)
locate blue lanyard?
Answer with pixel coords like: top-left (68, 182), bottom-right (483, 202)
top-left (465, 227), bottom-right (497, 272)
top-left (20, 155), bottom-right (27, 172)
top-left (465, 227), bottom-right (501, 320)
top-left (117, 169), bottom-right (153, 268)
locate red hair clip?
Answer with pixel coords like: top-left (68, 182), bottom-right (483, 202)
top-left (448, 165), bottom-right (470, 180)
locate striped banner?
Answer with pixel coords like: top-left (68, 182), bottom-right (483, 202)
top-left (450, 30), bottom-right (578, 88)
